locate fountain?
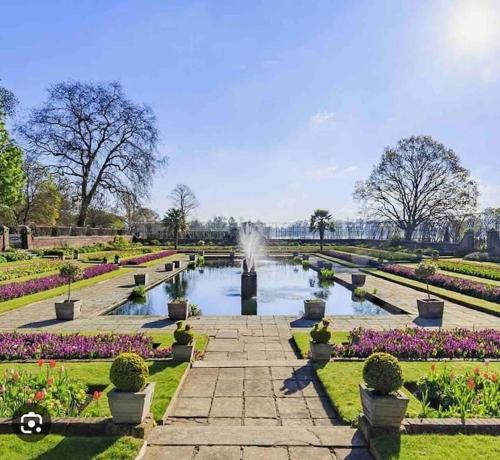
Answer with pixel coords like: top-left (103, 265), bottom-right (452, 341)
top-left (239, 224), bottom-right (263, 300)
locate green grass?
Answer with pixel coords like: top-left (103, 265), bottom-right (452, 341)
top-left (0, 359), bottom-right (188, 422)
top-left (0, 267), bottom-right (132, 315)
top-left (0, 435), bottom-right (143, 460)
top-left (315, 361), bottom-right (500, 425)
top-left (372, 434), bottom-right (500, 460)
top-left (292, 331), bottom-right (350, 358)
top-left (367, 269), bottom-right (500, 315)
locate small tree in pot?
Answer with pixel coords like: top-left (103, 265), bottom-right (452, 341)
top-left (108, 352), bottom-right (155, 424)
top-left (359, 352), bottom-right (408, 428)
top-left (309, 319), bottom-right (333, 361)
top-left (54, 262), bottom-right (83, 320)
top-left (414, 262), bottom-right (444, 318)
top-left (172, 320), bottom-right (195, 361)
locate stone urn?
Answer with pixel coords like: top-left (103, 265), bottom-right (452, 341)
top-left (417, 298), bottom-right (444, 318)
top-left (351, 273), bottom-right (366, 287)
top-left (165, 262), bottom-right (173, 272)
top-left (304, 299), bottom-right (326, 320)
top-left (54, 299), bottom-right (82, 320)
top-left (359, 383), bottom-right (409, 427)
top-left (108, 382), bottom-right (155, 424)
top-left (310, 341), bottom-right (333, 362)
top-left (189, 254), bottom-right (196, 261)
top-left (134, 274), bottom-right (148, 286)
top-left (172, 341), bottom-right (195, 362)
top-left (173, 260), bottom-right (180, 269)
top-left (168, 299), bottom-right (189, 320)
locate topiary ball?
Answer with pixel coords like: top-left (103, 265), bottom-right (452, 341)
top-left (362, 352), bottom-right (403, 395)
top-left (310, 319), bottom-right (332, 344)
top-left (110, 352), bottom-right (149, 392)
top-left (174, 320), bottom-right (194, 345)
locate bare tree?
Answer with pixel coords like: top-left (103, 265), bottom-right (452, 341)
top-left (169, 184), bottom-right (198, 218)
top-left (354, 136), bottom-right (478, 241)
top-left (18, 81), bottom-right (163, 226)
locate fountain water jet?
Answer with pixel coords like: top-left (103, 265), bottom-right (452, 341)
top-left (239, 224), bottom-right (263, 300)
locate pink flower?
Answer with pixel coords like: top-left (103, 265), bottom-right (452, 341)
top-left (35, 390), bottom-right (45, 401)
top-left (467, 379), bottom-right (475, 390)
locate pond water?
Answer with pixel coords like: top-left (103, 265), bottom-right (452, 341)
top-left (109, 258), bottom-right (390, 316)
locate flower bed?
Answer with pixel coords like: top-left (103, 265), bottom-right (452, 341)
top-left (0, 332), bottom-right (172, 360)
top-left (120, 250), bottom-right (176, 265)
top-left (415, 365), bottom-right (499, 418)
top-left (0, 259), bottom-right (63, 282)
top-left (332, 245), bottom-right (419, 261)
top-left (0, 362), bottom-right (87, 417)
top-left (436, 260), bottom-right (500, 281)
top-left (334, 328), bottom-right (499, 360)
top-left (322, 249), bottom-right (377, 266)
top-left (0, 264), bottom-right (118, 302)
top-left (382, 264), bottom-right (500, 302)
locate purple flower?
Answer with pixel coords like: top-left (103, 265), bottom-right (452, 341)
top-left (120, 251), bottom-right (176, 266)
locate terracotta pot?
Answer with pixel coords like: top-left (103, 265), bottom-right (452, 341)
top-left (304, 299), bottom-right (326, 320)
top-left (108, 382), bottom-right (155, 424)
top-left (359, 383), bottom-right (409, 427)
top-left (417, 298), bottom-right (444, 318)
top-left (310, 341), bottom-right (333, 362)
top-left (168, 300), bottom-right (189, 320)
top-left (172, 342), bottom-right (195, 362)
top-left (54, 299), bottom-right (81, 320)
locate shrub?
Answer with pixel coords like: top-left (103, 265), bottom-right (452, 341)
top-left (0, 250), bottom-right (32, 263)
top-left (353, 287), bottom-right (367, 299)
top-left (318, 268), bottom-right (335, 280)
top-left (431, 250), bottom-right (440, 260)
top-left (189, 304), bottom-right (202, 316)
top-left (150, 239), bottom-right (161, 246)
top-left (363, 352), bottom-right (403, 395)
top-left (110, 352), bottom-right (149, 392)
top-left (302, 260), bottom-right (310, 269)
top-left (111, 236), bottom-right (132, 250)
top-left (464, 252), bottom-right (495, 262)
top-left (130, 286), bottom-right (146, 299)
top-left (197, 240), bottom-right (205, 246)
top-left (310, 319), bottom-right (332, 344)
top-left (174, 321), bottom-right (194, 345)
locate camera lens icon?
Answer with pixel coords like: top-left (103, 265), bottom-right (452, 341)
top-left (21, 412), bottom-right (43, 434)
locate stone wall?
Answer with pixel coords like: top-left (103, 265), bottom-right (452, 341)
top-left (27, 234), bottom-right (133, 250)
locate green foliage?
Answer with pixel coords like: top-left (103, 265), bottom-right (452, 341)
top-left (29, 177), bottom-right (62, 225)
top-left (332, 245), bottom-right (418, 261)
top-left (363, 352), bottom-right (403, 395)
top-left (0, 259), bottom-right (62, 282)
top-left (310, 319), bottom-right (332, 344)
top-left (353, 287), bottom-right (367, 299)
top-left (196, 255), bottom-right (205, 266)
top-left (309, 209), bottom-right (335, 249)
top-left (110, 237), bottom-right (132, 250)
top-left (173, 321), bottom-right (194, 345)
top-left (318, 268), bottom-right (335, 280)
top-left (302, 260), bottom-right (310, 269)
top-left (129, 286), bottom-right (146, 299)
top-left (436, 260), bottom-right (500, 281)
top-left (189, 304), bottom-right (202, 316)
top-left (109, 353), bottom-right (149, 392)
top-left (150, 239), bottom-right (161, 246)
top-left (59, 262), bottom-right (83, 280)
top-left (0, 250), bottom-right (32, 263)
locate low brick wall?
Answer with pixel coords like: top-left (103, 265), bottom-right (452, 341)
top-left (29, 234), bottom-right (133, 250)
top-left (403, 418), bottom-right (500, 435)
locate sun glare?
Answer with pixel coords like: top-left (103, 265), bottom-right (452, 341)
top-left (449, 0), bottom-right (499, 53)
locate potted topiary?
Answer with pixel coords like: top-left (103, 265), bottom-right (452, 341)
top-left (108, 353), bottom-right (155, 424)
top-left (359, 352), bottom-right (409, 427)
top-left (134, 273), bottom-right (149, 286)
top-left (172, 321), bottom-right (195, 361)
top-left (55, 262), bottom-right (83, 320)
top-left (414, 262), bottom-right (444, 318)
top-left (304, 298), bottom-right (326, 320)
top-left (309, 319), bottom-right (333, 361)
top-left (351, 272), bottom-right (366, 287)
top-left (168, 298), bottom-right (189, 320)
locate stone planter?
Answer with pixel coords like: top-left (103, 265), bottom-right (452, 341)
top-left (351, 273), bottom-right (366, 287)
top-left (54, 299), bottom-right (81, 320)
top-left (134, 274), bottom-right (148, 286)
top-left (310, 341), bottom-right (333, 362)
top-left (302, 254), bottom-right (310, 261)
top-left (317, 260), bottom-right (325, 269)
top-left (198, 251), bottom-right (205, 256)
top-left (323, 262), bottom-right (333, 270)
top-left (293, 252), bottom-right (299, 257)
top-left (173, 260), bottom-right (180, 269)
top-left (304, 299), bottom-right (326, 320)
top-left (359, 383), bottom-right (409, 427)
top-left (417, 298), bottom-right (444, 318)
top-left (172, 342), bottom-right (195, 362)
top-left (165, 262), bottom-right (173, 272)
top-left (189, 254), bottom-right (196, 261)
top-left (168, 299), bottom-right (189, 320)
top-left (108, 382), bottom-right (155, 424)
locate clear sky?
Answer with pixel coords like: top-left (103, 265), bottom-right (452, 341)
top-left (2, 0), bottom-right (499, 222)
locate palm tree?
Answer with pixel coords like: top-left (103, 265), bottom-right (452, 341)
top-left (309, 209), bottom-right (335, 251)
top-left (162, 208), bottom-right (187, 249)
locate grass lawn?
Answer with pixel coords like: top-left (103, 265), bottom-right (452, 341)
top-left (372, 434), bottom-right (500, 460)
top-left (292, 331), bottom-right (350, 358)
top-left (0, 435), bottom-right (143, 460)
top-left (367, 269), bottom-right (500, 315)
top-left (0, 268), bottom-right (133, 315)
top-left (315, 361), bottom-right (500, 426)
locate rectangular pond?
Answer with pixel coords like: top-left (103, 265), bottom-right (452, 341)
top-left (109, 258), bottom-right (391, 316)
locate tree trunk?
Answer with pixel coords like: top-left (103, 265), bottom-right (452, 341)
top-left (404, 226), bottom-right (415, 242)
top-left (319, 229), bottom-right (324, 251)
top-left (77, 197), bottom-right (90, 227)
top-left (174, 228), bottom-right (178, 249)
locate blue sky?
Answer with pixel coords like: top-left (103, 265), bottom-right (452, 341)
top-left (2, 0), bottom-right (499, 221)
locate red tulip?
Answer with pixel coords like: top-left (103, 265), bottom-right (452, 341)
top-left (35, 390), bottom-right (45, 401)
top-left (49, 360), bottom-right (57, 368)
top-left (37, 359), bottom-right (45, 367)
top-left (93, 390), bottom-right (103, 400)
top-left (467, 379), bottom-right (475, 390)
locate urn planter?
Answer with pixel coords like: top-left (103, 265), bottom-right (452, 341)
top-left (168, 299), bottom-right (189, 320)
top-left (134, 274), bottom-right (148, 286)
top-left (172, 342), bottom-right (195, 362)
top-left (173, 260), bottom-right (180, 269)
top-left (189, 254), bottom-right (196, 261)
top-left (55, 299), bottom-right (81, 320)
top-left (351, 273), bottom-right (366, 287)
top-left (417, 298), bottom-right (444, 318)
top-left (108, 382), bottom-right (155, 424)
top-left (165, 262), bottom-right (173, 272)
top-left (304, 299), bottom-right (326, 320)
top-left (359, 383), bottom-right (409, 427)
top-left (310, 341), bottom-right (333, 362)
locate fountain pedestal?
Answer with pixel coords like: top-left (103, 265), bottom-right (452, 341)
top-left (241, 272), bottom-right (257, 299)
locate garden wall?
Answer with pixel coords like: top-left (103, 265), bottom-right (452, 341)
top-left (27, 234), bottom-right (133, 250)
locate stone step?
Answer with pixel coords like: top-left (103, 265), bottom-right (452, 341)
top-left (194, 359), bottom-right (309, 368)
top-left (148, 425), bottom-right (367, 448)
